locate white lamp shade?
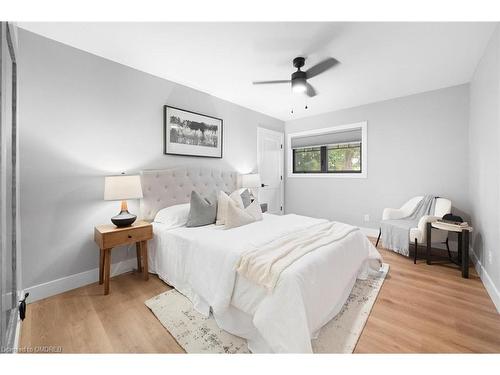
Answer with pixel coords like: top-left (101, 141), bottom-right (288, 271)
top-left (104, 175), bottom-right (143, 201)
top-left (241, 173), bottom-right (261, 188)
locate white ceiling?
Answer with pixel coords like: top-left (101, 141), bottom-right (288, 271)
top-left (19, 22), bottom-right (496, 121)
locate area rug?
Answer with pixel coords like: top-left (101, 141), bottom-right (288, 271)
top-left (145, 263), bottom-right (389, 353)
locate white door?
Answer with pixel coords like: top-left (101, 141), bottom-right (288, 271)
top-left (257, 127), bottom-right (284, 214)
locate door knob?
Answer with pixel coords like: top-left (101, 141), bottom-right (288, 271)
top-left (261, 183), bottom-right (269, 187)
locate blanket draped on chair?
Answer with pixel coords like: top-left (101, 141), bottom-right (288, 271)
top-left (380, 195), bottom-right (436, 256)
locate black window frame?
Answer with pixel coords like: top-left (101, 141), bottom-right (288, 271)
top-left (291, 146), bottom-right (324, 174)
top-left (292, 143), bottom-right (362, 174)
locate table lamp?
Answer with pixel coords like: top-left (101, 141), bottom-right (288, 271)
top-left (104, 174), bottom-right (143, 227)
top-left (241, 173), bottom-right (261, 199)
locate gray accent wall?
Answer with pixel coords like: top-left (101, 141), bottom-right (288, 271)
top-left (285, 84), bottom-right (471, 230)
top-left (469, 25), bottom-right (500, 310)
top-left (18, 30), bottom-right (284, 290)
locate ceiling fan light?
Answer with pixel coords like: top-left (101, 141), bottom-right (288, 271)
top-left (292, 78), bottom-right (307, 93)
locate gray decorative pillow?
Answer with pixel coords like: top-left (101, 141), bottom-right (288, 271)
top-left (240, 189), bottom-right (252, 208)
top-left (186, 191), bottom-right (217, 227)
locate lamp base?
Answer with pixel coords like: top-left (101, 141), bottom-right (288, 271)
top-left (111, 210), bottom-right (137, 228)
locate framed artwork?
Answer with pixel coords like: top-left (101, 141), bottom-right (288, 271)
top-left (163, 105), bottom-right (223, 158)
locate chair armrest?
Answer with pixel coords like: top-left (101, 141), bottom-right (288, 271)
top-left (417, 215), bottom-right (440, 234)
top-left (382, 208), bottom-right (406, 220)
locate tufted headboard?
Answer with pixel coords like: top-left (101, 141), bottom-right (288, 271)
top-left (140, 166), bottom-right (239, 221)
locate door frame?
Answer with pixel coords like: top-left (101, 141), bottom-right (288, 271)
top-left (257, 126), bottom-right (284, 214)
top-left (0, 21), bottom-right (20, 352)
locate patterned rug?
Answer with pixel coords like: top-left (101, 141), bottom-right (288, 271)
top-left (145, 263), bottom-right (389, 353)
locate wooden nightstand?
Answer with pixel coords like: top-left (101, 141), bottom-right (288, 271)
top-left (94, 220), bottom-right (153, 295)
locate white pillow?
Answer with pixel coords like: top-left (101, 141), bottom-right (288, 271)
top-left (154, 203), bottom-right (190, 228)
top-left (245, 200), bottom-right (263, 221)
top-left (225, 199), bottom-right (263, 229)
top-left (215, 190), bottom-right (244, 226)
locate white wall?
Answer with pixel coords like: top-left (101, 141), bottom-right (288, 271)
top-left (468, 25), bottom-right (500, 311)
top-left (18, 30), bottom-right (284, 298)
top-left (285, 84), bottom-right (471, 232)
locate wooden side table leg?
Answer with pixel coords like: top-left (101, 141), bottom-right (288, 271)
top-left (99, 249), bottom-right (104, 285)
top-left (103, 248), bottom-right (111, 295)
top-left (141, 240), bottom-right (149, 281)
top-left (462, 230), bottom-right (469, 279)
top-left (136, 242), bottom-right (142, 272)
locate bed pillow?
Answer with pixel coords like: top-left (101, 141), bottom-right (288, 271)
top-left (225, 199), bottom-right (263, 229)
top-left (153, 203), bottom-right (190, 228)
top-left (245, 200), bottom-right (263, 221)
top-left (225, 200), bottom-right (256, 229)
top-left (186, 191), bottom-right (217, 227)
top-left (215, 190), bottom-right (244, 226)
top-left (240, 189), bottom-right (252, 208)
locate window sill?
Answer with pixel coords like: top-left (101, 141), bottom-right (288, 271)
top-left (287, 172), bottom-right (367, 179)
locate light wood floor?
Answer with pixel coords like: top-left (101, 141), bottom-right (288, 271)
top-left (355, 246), bottom-right (500, 353)
top-left (20, 242), bottom-right (500, 353)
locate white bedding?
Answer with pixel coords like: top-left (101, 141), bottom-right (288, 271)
top-left (148, 213), bottom-right (382, 353)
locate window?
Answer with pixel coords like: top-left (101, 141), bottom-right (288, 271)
top-left (288, 122), bottom-right (367, 178)
top-left (293, 147), bottom-right (322, 173)
top-left (327, 142), bottom-right (361, 172)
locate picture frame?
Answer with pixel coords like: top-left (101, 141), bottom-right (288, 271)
top-left (163, 105), bottom-right (223, 158)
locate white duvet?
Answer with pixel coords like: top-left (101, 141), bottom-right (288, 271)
top-left (148, 213), bottom-right (382, 353)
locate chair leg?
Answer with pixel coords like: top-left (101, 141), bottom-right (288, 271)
top-left (375, 228), bottom-right (381, 247)
top-left (414, 239), bottom-right (418, 264)
top-left (445, 237), bottom-right (452, 259)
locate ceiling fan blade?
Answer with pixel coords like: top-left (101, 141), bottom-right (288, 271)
top-left (252, 80), bottom-right (290, 85)
top-left (305, 57), bottom-right (339, 79)
top-left (305, 83), bottom-right (317, 97)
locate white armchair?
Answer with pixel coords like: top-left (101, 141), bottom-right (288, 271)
top-left (377, 196), bottom-right (452, 263)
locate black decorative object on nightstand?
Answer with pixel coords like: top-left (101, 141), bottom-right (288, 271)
top-left (104, 174), bottom-right (143, 228)
top-left (111, 204), bottom-right (138, 227)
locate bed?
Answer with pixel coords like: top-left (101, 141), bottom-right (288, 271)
top-left (141, 167), bottom-right (382, 353)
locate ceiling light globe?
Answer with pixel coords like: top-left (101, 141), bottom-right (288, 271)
top-left (292, 79), bottom-right (307, 93)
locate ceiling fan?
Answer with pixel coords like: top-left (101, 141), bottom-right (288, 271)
top-left (252, 56), bottom-right (339, 97)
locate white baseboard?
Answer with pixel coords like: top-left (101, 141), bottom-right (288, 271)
top-left (470, 248), bottom-right (500, 313)
top-left (25, 257), bottom-right (137, 303)
top-left (359, 226), bottom-right (379, 238)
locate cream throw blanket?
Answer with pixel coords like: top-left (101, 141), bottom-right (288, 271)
top-left (235, 221), bottom-right (358, 291)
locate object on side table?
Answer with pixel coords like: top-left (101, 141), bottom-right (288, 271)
top-left (94, 221), bottom-right (153, 295)
top-left (437, 213), bottom-right (468, 229)
top-left (260, 203), bottom-right (268, 213)
top-left (441, 213), bottom-right (464, 223)
top-left (104, 174), bottom-right (143, 227)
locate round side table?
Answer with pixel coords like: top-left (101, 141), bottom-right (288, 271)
top-left (427, 221), bottom-right (473, 278)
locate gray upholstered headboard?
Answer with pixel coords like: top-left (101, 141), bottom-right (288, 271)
top-left (140, 166), bottom-right (238, 221)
